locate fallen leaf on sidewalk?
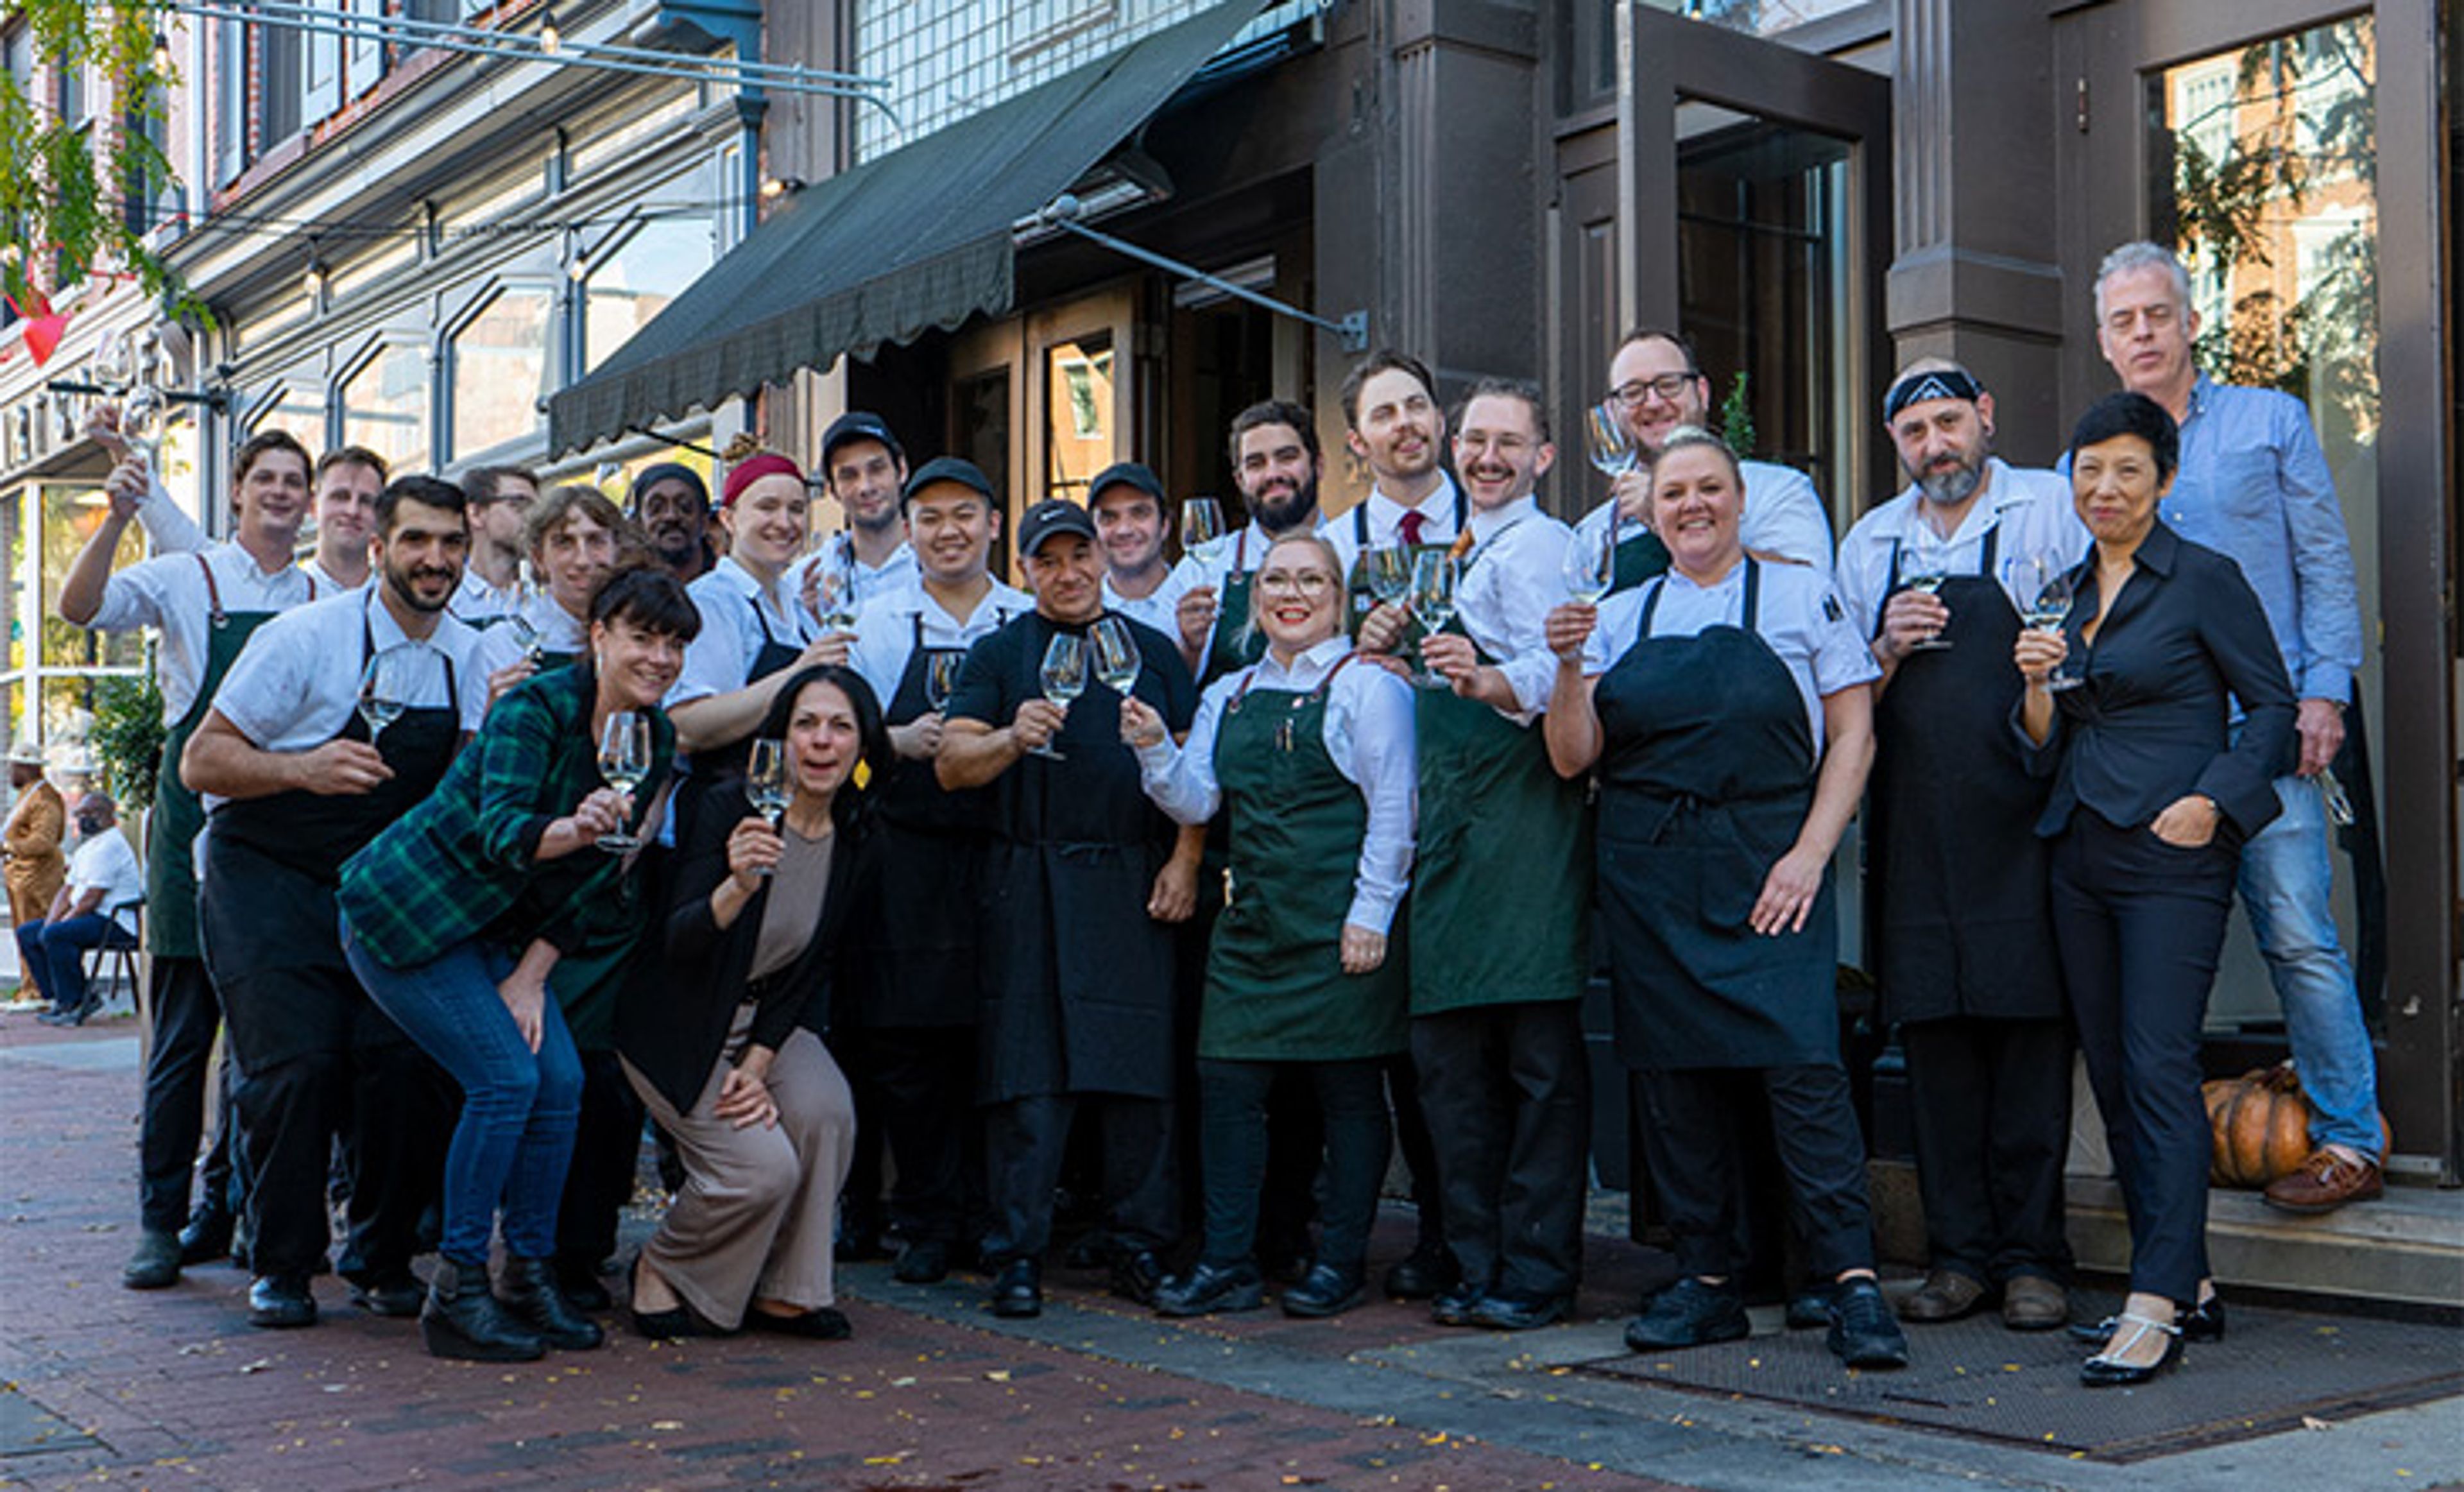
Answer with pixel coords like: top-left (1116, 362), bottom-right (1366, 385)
top-left (237, 1360), bottom-right (270, 1375)
top-left (2302, 1416), bottom-right (2335, 1431)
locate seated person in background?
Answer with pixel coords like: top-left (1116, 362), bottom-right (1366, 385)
top-left (19, 793), bottom-right (142, 1027)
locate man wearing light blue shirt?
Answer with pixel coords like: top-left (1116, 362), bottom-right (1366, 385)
top-left (2092, 241), bottom-right (2381, 1213)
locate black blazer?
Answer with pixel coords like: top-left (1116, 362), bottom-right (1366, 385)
top-left (2024, 522), bottom-right (2296, 840)
top-left (615, 780), bottom-right (871, 1114)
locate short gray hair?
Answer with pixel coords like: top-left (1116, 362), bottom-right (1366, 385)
top-left (2093, 241), bottom-right (2194, 322)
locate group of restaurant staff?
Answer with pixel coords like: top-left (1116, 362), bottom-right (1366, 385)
top-left (54, 291), bottom-right (2314, 1389)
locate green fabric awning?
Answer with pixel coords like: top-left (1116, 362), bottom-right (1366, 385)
top-left (549, 1), bottom-right (1266, 455)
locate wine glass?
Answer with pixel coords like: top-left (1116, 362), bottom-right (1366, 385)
top-left (1364, 544), bottom-right (1412, 607)
top-left (90, 332), bottom-right (137, 397)
top-left (1181, 496), bottom-right (1224, 555)
top-left (923, 651), bottom-right (964, 714)
top-left (1584, 400), bottom-right (1640, 480)
top-left (595, 711), bottom-right (653, 852)
top-left (1899, 527), bottom-right (1953, 651)
top-left (1408, 551), bottom-right (1458, 687)
top-left (2010, 551), bottom-right (2083, 692)
top-left (744, 737), bottom-right (791, 876)
top-left (507, 559), bottom-right (545, 662)
top-left (1029, 633), bottom-right (1085, 761)
top-left (357, 648), bottom-right (415, 738)
top-left (1090, 615), bottom-right (1140, 697)
top-left (814, 553), bottom-right (860, 635)
top-left (1561, 521), bottom-right (1616, 604)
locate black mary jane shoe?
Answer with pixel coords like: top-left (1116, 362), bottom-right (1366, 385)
top-left (2079, 1312), bottom-right (2184, 1387)
top-left (2068, 1294), bottom-right (2223, 1344)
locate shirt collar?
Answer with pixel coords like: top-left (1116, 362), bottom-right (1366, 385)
top-left (1369, 472), bottom-right (1459, 526)
top-left (714, 554), bottom-right (796, 619)
top-left (1465, 494), bottom-right (1538, 543)
top-left (1256, 635), bottom-right (1352, 685)
top-left (2132, 520), bottom-right (2182, 576)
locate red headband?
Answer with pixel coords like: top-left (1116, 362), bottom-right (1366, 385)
top-left (721, 452), bottom-right (803, 508)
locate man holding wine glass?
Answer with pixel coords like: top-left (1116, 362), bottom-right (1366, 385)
top-left (841, 457), bottom-right (1029, 1285)
top-left (1176, 400), bottom-right (1330, 686)
top-left (1833, 360), bottom-right (2087, 1332)
top-left (1355, 380), bottom-right (1595, 1332)
top-left (1090, 462), bottom-right (1211, 674)
top-left (794, 412), bottom-right (918, 626)
top-left (180, 476), bottom-right (488, 1332)
top-left (939, 498), bottom-right (1202, 1320)
top-left (1322, 352), bottom-right (1466, 626)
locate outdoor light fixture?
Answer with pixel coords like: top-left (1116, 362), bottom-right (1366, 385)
top-left (151, 31), bottom-right (173, 73)
top-left (303, 244), bottom-right (327, 301)
top-left (759, 175), bottom-right (803, 200)
top-left (538, 4), bottom-right (561, 55)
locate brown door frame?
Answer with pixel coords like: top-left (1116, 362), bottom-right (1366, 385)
top-left (2060, 0), bottom-right (2457, 1179)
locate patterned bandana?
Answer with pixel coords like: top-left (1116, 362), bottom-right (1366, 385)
top-left (1883, 368), bottom-right (1985, 424)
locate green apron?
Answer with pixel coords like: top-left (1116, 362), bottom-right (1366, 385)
top-left (1201, 657), bottom-right (1407, 1061)
top-left (1199, 529), bottom-right (1267, 686)
top-left (149, 557), bottom-right (298, 960)
top-left (1407, 629), bottom-right (1592, 1016)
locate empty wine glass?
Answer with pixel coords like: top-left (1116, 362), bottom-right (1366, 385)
top-left (1408, 551), bottom-right (1458, 688)
top-left (1181, 496), bottom-right (1224, 555)
top-left (1029, 633), bottom-right (1086, 761)
top-left (814, 553), bottom-right (860, 634)
top-left (923, 651), bottom-right (964, 714)
top-left (90, 332), bottom-right (137, 397)
top-left (1584, 400), bottom-right (1640, 481)
top-left (357, 648), bottom-right (415, 738)
top-left (1562, 521), bottom-right (1616, 604)
top-left (1090, 615), bottom-right (1140, 696)
top-left (2010, 550), bottom-right (2084, 692)
top-left (507, 560), bottom-right (545, 662)
top-left (744, 737), bottom-right (791, 876)
top-left (595, 711), bottom-right (652, 852)
top-left (1364, 544), bottom-right (1412, 606)
top-left (1899, 527), bottom-right (1953, 651)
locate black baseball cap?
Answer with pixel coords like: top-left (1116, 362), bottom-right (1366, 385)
top-left (902, 456), bottom-right (997, 510)
top-left (819, 411), bottom-right (905, 472)
top-left (1016, 499), bottom-right (1099, 557)
top-left (1086, 461), bottom-right (1165, 509)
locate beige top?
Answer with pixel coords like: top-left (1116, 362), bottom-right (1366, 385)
top-left (748, 821), bottom-right (835, 986)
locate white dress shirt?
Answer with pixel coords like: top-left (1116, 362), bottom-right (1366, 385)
top-left (450, 568), bottom-right (520, 627)
top-left (1833, 459), bottom-right (2087, 641)
top-left (212, 585), bottom-right (488, 752)
top-left (1137, 636), bottom-right (1417, 935)
top-left (83, 541), bottom-right (322, 725)
top-left (671, 556), bottom-right (815, 708)
top-left (1321, 472), bottom-right (1467, 574)
top-left (1451, 496), bottom-right (1576, 717)
top-left (848, 575), bottom-right (1032, 708)
top-left (1102, 563), bottom-right (1201, 639)
top-left (65, 828), bottom-right (144, 935)
top-left (790, 535), bottom-right (918, 626)
top-left (1584, 559), bottom-right (1879, 753)
top-left (1573, 458), bottom-right (1837, 572)
top-left (471, 592), bottom-right (590, 686)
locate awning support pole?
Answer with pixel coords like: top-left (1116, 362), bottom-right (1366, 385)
top-left (1028, 194), bottom-right (1368, 352)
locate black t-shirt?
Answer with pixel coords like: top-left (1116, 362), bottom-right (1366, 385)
top-left (949, 608), bottom-right (1199, 850)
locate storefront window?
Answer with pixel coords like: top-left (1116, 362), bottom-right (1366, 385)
top-left (250, 382), bottom-right (327, 452)
top-left (450, 287), bottom-right (551, 459)
top-left (1043, 334), bottom-right (1114, 503)
top-left (583, 218), bottom-right (715, 372)
top-left (39, 486), bottom-right (144, 672)
top-left (340, 343), bottom-right (432, 473)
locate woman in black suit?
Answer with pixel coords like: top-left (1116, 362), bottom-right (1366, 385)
top-left (2014, 392), bottom-right (2294, 1386)
top-left (616, 664), bottom-right (886, 1339)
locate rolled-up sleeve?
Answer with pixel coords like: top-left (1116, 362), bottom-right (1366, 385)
top-left (1333, 664), bottom-right (1416, 934)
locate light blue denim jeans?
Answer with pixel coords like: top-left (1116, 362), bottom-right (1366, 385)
top-left (2236, 775), bottom-right (2383, 1158)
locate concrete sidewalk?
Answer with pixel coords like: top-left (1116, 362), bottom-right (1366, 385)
top-left (2, 1021), bottom-right (2456, 1492)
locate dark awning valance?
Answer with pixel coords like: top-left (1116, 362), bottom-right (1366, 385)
top-left (547, 1), bottom-right (1266, 455)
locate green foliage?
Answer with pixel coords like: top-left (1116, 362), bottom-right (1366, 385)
top-left (87, 673), bottom-right (164, 812)
top-left (1718, 372), bottom-right (1756, 456)
top-left (0, 1), bottom-right (197, 318)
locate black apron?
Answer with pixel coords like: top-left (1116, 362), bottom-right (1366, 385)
top-left (1611, 524), bottom-right (1673, 595)
top-left (675, 588), bottom-right (805, 848)
top-left (1865, 526), bottom-right (2064, 1024)
top-left (201, 614), bottom-right (459, 1069)
top-left (1593, 560), bottom-right (1838, 1069)
top-left (845, 612), bottom-right (1004, 1030)
top-left (150, 556), bottom-right (313, 961)
top-left (977, 611), bottom-right (1181, 1102)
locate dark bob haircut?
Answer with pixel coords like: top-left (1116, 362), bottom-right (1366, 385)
top-left (2068, 391), bottom-right (2180, 483)
top-left (750, 663), bottom-right (892, 830)
top-left (589, 564), bottom-right (702, 642)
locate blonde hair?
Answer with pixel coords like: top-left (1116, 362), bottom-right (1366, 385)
top-left (1240, 531), bottom-right (1348, 656)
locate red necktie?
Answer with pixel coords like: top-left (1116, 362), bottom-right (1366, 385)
top-left (1398, 510), bottom-right (1426, 547)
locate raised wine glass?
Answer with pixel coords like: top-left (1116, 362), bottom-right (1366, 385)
top-left (595, 710), bottom-right (652, 852)
top-left (90, 332), bottom-right (137, 397)
top-left (1408, 550), bottom-right (1458, 688)
top-left (507, 559), bottom-right (545, 663)
top-left (357, 648), bottom-right (415, 739)
top-left (1899, 526), bottom-right (1954, 651)
top-left (1561, 521), bottom-right (1616, 604)
top-left (1090, 615), bottom-right (1140, 697)
top-left (744, 737), bottom-right (791, 877)
top-left (1180, 496), bottom-right (1224, 555)
top-left (1584, 400), bottom-right (1639, 481)
top-left (1364, 544), bottom-right (1412, 608)
top-left (1029, 633), bottom-right (1086, 761)
top-left (2010, 551), bottom-right (2083, 692)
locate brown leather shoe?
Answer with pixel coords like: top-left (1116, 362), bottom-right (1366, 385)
top-left (2000, 1274), bottom-right (2067, 1332)
top-left (2264, 1148), bottom-right (2383, 1214)
top-left (1895, 1268), bottom-right (1986, 1323)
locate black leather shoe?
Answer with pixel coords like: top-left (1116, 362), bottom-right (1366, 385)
top-left (1783, 1282), bottom-right (1837, 1331)
top-left (1469, 1292), bottom-right (1569, 1332)
top-left (497, 1256), bottom-right (603, 1350)
top-left (1109, 1248), bottom-right (1165, 1308)
top-left (1430, 1282), bottom-right (1486, 1327)
top-left (178, 1205), bottom-right (235, 1267)
top-left (37, 999), bottom-right (97, 1027)
top-left (555, 1260), bottom-right (614, 1314)
top-left (894, 1239), bottom-right (952, 1285)
top-left (991, 1258), bottom-right (1042, 1319)
top-left (1383, 1241), bottom-right (1457, 1301)
top-left (123, 1229), bottom-right (182, 1290)
top-left (1625, 1278), bottom-right (1749, 1351)
top-left (2080, 1313), bottom-right (2184, 1387)
top-left (346, 1267), bottom-right (426, 1318)
top-left (746, 1305), bottom-right (852, 1341)
top-left (1154, 1260), bottom-right (1265, 1318)
top-left (1279, 1262), bottom-right (1365, 1319)
top-left (248, 1274), bottom-right (318, 1329)
top-left (2069, 1294), bottom-right (2224, 1344)
top-left (421, 1258), bottom-right (545, 1362)
top-left (1826, 1279), bottom-right (1910, 1369)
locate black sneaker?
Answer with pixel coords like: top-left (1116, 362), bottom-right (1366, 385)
top-left (1826, 1278), bottom-right (1910, 1369)
top-left (1624, 1278), bottom-right (1749, 1351)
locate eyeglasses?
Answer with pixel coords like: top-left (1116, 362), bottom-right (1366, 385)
top-left (1254, 570), bottom-right (1337, 597)
top-left (1606, 372), bottom-right (1700, 408)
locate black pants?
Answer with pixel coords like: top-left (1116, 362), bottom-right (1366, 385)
top-left (1901, 1016), bottom-right (2075, 1285)
top-left (139, 955), bottom-right (228, 1233)
top-left (557, 1049), bottom-right (645, 1274)
top-left (847, 1025), bottom-right (982, 1247)
top-left (1385, 1052), bottom-right (1444, 1251)
top-left (2051, 814), bottom-right (2236, 1303)
top-left (1410, 1000), bottom-right (1590, 1301)
top-left (1195, 1058), bottom-right (1389, 1271)
top-left (983, 1093), bottom-right (1176, 1261)
top-left (1634, 1063), bottom-right (1876, 1281)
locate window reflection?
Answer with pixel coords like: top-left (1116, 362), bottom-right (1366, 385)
top-left (341, 344), bottom-right (432, 474)
top-left (452, 287), bottom-right (551, 459)
top-left (584, 218), bottom-right (714, 372)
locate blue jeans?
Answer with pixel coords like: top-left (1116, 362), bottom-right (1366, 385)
top-left (17, 913), bottom-right (121, 1012)
top-left (2237, 775), bottom-right (2383, 1158)
top-left (339, 916), bottom-right (582, 1266)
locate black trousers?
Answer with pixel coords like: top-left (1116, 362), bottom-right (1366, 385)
top-left (2051, 815), bottom-right (2236, 1303)
top-left (1385, 1052), bottom-right (1444, 1249)
top-left (1195, 1058), bottom-right (1390, 1271)
top-left (138, 955), bottom-right (229, 1233)
top-left (1634, 1063), bottom-right (1876, 1281)
top-left (983, 1093), bottom-right (1176, 1261)
top-left (556, 1049), bottom-right (645, 1273)
top-left (846, 1025), bottom-right (982, 1247)
top-left (1901, 1016), bottom-right (2075, 1285)
top-left (1410, 1000), bottom-right (1590, 1301)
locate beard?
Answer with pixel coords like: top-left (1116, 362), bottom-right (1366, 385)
top-left (1249, 474), bottom-right (1320, 536)
top-left (1918, 454), bottom-right (1984, 506)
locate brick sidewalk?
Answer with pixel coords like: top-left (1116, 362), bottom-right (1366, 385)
top-left (0, 1025), bottom-right (1686, 1492)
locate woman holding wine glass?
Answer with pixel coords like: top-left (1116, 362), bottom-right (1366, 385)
top-left (1121, 533), bottom-right (1416, 1319)
top-left (338, 567), bottom-right (698, 1362)
top-left (617, 664), bottom-right (886, 1340)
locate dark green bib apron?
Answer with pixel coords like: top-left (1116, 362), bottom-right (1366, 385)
top-left (1200, 529), bottom-right (1268, 686)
